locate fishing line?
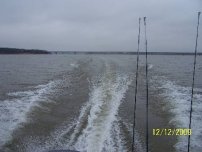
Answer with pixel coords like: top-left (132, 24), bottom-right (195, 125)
top-left (188, 11), bottom-right (201, 152)
top-left (132, 17), bottom-right (141, 152)
top-left (144, 17), bottom-right (149, 152)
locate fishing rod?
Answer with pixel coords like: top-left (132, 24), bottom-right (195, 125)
top-left (132, 17), bottom-right (141, 152)
top-left (144, 17), bottom-right (149, 152)
top-left (188, 11), bottom-right (201, 152)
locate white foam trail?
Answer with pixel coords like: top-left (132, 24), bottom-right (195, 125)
top-left (41, 64), bottom-right (132, 152)
top-left (68, 71), bottom-right (131, 151)
top-left (154, 76), bottom-right (202, 152)
top-left (24, 118), bottom-right (145, 152)
top-left (0, 80), bottom-right (61, 146)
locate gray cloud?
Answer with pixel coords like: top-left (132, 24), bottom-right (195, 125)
top-left (0, 0), bottom-right (201, 52)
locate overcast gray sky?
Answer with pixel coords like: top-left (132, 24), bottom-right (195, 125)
top-left (0, 0), bottom-right (201, 52)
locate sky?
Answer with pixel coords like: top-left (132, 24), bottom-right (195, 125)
top-left (0, 0), bottom-right (201, 52)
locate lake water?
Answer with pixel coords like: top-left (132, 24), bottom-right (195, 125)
top-left (0, 54), bottom-right (201, 152)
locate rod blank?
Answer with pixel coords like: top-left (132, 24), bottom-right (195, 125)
top-left (132, 17), bottom-right (141, 152)
top-left (187, 11), bottom-right (201, 152)
top-left (144, 16), bottom-right (149, 152)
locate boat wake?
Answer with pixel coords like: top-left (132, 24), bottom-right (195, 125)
top-left (152, 76), bottom-right (202, 152)
top-left (0, 80), bottom-right (62, 147)
top-left (24, 63), bottom-right (144, 152)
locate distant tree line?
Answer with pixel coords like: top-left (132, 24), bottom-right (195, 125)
top-left (0, 48), bottom-right (50, 54)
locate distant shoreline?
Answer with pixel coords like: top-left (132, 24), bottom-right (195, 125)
top-left (0, 47), bottom-right (201, 55)
top-left (0, 48), bottom-right (50, 54)
top-left (52, 51), bottom-right (202, 55)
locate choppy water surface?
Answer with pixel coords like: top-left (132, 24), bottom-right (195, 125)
top-left (0, 54), bottom-right (201, 152)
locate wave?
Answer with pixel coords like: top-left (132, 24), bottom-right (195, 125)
top-left (153, 76), bottom-right (202, 152)
top-left (70, 63), bottom-right (79, 68)
top-left (0, 80), bottom-right (62, 147)
top-left (148, 64), bottom-right (153, 70)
